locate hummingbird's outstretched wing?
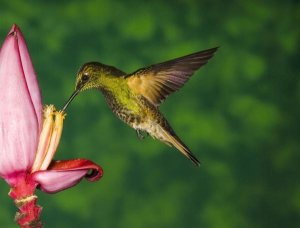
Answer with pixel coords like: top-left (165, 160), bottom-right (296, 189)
top-left (126, 47), bottom-right (218, 106)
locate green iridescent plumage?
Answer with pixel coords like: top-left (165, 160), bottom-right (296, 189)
top-left (63, 47), bottom-right (218, 166)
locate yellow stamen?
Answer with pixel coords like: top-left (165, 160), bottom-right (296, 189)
top-left (39, 110), bottom-right (65, 170)
top-left (31, 105), bottom-right (66, 172)
top-left (31, 105), bottom-right (55, 172)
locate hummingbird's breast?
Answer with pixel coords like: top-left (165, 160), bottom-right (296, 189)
top-left (100, 86), bottom-right (172, 145)
top-left (100, 87), bottom-right (148, 127)
top-left (98, 74), bottom-right (164, 135)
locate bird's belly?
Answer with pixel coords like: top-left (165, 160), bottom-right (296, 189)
top-left (114, 106), bottom-right (151, 131)
top-left (115, 108), bottom-right (143, 126)
top-left (133, 118), bottom-right (166, 141)
top-left (113, 102), bottom-right (166, 142)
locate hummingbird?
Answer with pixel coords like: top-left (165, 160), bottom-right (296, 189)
top-left (62, 47), bottom-right (218, 166)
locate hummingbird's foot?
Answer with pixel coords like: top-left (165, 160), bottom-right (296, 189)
top-left (136, 129), bottom-right (147, 140)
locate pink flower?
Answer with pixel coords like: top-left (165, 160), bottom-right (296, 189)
top-left (0, 24), bottom-right (103, 227)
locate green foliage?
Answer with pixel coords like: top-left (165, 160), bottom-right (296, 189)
top-left (1, 0), bottom-right (299, 227)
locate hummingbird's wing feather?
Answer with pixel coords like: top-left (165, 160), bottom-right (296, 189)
top-left (126, 47), bottom-right (218, 106)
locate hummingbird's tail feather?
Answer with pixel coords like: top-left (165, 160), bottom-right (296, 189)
top-left (158, 125), bottom-right (201, 166)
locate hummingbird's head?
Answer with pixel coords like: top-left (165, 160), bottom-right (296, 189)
top-left (62, 62), bottom-right (124, 111)
top-left (75, 62), bottom-right (104, 92)
top-left (62, 62), bottom-right (103, 111)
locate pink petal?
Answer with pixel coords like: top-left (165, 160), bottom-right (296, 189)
top-left (0, 25), bottom-right (39, 177)
top-left (32, 159), bottom-right (103, 193)
top-left (13, 25), bottom-right (42, 130)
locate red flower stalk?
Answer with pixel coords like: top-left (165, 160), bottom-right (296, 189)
top-left (0, 25), bottom-right (103, 227)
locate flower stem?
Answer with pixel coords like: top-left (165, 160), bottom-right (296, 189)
top-left (8, 173), bottom-right (42, 228)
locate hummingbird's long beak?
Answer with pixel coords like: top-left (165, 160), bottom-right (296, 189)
top-left (62, 89), bottom-right (80, 112)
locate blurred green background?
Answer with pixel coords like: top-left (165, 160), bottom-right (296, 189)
top-left (1, 0), bottom-right (299, 227)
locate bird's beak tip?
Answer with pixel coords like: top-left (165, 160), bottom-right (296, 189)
top-left (61, 89), bottom-right (80, 112)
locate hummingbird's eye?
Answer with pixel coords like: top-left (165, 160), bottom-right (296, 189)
top-left (82, 74), bottom-right (89, 82)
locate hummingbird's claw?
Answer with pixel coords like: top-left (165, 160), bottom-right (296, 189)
top-left (136, 129), bottom-right (147, 140)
